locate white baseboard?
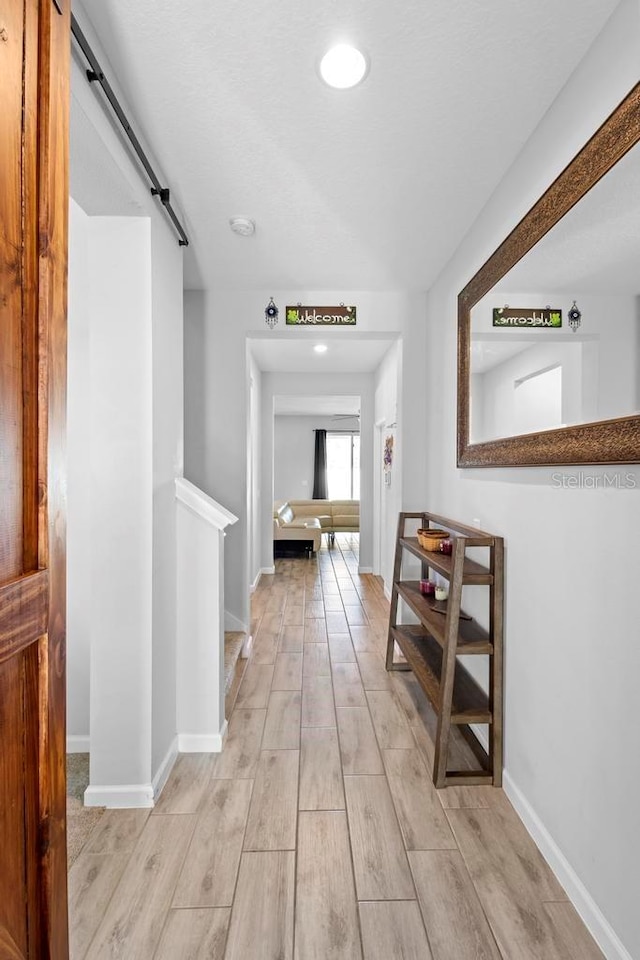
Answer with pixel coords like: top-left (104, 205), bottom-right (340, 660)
top-left (66, 735), bottom-right (90, 754)
top-left (250, 569), bottom-right (262, 593)
top-left (358, 566), bottom-right (373, 574)
top-left (384, 584), bottom-right (392, 602)
top-left (178, 722), bottom-right (228, 754)
top-left (463, 728), bottom-right (631, 958)
top-left (224, 610), bottom-right (247, 632)
top-left (152, 736), bottom-right (179, 800)
top-left (250, 567), bottom-right (273, 592)
top-left (503, 771), bottom-right (632, 960)
top-left (241, 634), bottom-right (253, 658)
top-left (84, 783), bottom-right (154, 809)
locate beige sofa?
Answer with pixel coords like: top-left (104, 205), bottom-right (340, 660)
top-left (273, 499), bottom-right (359, 555)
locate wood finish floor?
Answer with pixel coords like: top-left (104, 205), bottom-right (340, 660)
top-left (69, 535), bottom-right (604, 959)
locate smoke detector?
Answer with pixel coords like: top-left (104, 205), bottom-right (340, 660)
top-left (229, 216), bottom-right (255, 237)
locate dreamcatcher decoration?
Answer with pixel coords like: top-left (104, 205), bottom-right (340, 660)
top-left (265, 297), bottom-right (279, 329)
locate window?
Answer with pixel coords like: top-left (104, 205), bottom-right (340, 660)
top-left (327, 433), bottom-right (360, 499)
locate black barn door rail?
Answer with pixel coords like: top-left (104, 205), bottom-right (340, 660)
top-left (71, 14), bottom-right (189, 247)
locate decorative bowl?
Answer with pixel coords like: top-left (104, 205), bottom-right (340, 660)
top-left (418, 529), bottom-right (450, 551)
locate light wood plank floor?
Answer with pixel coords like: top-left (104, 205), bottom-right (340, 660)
top-left (69, 534), bottom-right (604, 959)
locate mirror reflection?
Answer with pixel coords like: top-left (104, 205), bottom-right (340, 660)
top-left (469, 142), bottom-right (640, 444)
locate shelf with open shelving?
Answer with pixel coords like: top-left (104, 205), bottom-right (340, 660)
top-left (386, 512), bottom-right (504, 788)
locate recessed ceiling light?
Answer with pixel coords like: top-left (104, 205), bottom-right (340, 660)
top-left (314, 344), bottom-right (328, 354)
top-left (229, 216), bottom-right (255, 237)
top-left (319, 44), bottom-right (368, 89)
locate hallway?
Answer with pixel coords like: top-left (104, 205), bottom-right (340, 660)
top-left (69, 536), bottom-right (603, 959)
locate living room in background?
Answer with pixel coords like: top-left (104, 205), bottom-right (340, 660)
top-left (272, 396), bottom-right (361, 504)
top-left (327, 432), bottom-right (360, 499)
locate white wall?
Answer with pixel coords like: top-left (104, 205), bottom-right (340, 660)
top-left (68, 205), bottom-right (183, 800)
top-left (274, 415), bottom-right (360, 502)
top-left (636, 296), bottom-right (640, 411)
top-left (68, 4), bottom-right (184, 800)
top-left (424, 2), bottom-right (640, 957)
top-left (477, 341), bottom-right (582, 441)
top-left (66, 199), bottom-right (92, 748)
top-left (175, 481), bottom-right (234, 752)
top-left (247, 352), bottom-right (263, 591)
top-left (374, 340), bottom-right (402, 592)
top-left (184, 290), bottom-right (207, 503)
top-left (87, 216), bottom-right (154, 797)
top-left (151, 195), bottom-right (184, 776)
top-left (184, 291), bottom-right (427, 628)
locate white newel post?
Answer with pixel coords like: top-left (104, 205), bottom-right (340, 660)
top-left (175, 478), bottom-right (238, 752)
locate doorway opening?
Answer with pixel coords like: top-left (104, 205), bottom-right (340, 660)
top-left (244, 332), bottom-right (402, 616)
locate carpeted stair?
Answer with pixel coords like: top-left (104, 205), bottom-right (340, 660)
top-left (224, 631), bottom-right (245, 694)
top-left (66, 753), bottom-right (105, 868)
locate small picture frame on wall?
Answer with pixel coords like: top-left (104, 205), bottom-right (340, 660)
top-left (384, 435), bottom-right (394, 486)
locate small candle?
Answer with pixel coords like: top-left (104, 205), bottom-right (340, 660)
top-left (420, 579), bottom-right (436, 596)
top-left (439, 539), bottom-right (453, 555)
top-left (435, 585), bottom-right (448, 601)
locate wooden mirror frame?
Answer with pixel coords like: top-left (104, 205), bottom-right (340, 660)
top-left (457, 82), bottom-right (640, 467)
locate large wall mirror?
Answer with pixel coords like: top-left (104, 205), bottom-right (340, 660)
top-left (458, 83), bottom-right (640, 467)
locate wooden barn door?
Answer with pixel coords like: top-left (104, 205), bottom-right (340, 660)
top-left (0, 1), bottom-right (70, 957)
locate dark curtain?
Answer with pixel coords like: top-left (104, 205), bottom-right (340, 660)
top-left (312, 429), bottom-right (328, 499)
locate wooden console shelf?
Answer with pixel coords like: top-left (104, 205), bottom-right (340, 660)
top-left (399, 538), bottom-right (493, 584)
top-left (386, 512), bottom-right (504, 788)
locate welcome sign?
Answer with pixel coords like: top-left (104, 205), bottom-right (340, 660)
top-left (286, 305), bottom-right (357, 325)
top-left (493, 307), bottom-right (562, 328)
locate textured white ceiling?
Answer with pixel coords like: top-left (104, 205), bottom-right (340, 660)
top-left (77, 0), bottom-right (618, 291)
top-left (249, 335), bottom-right (395, 372)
